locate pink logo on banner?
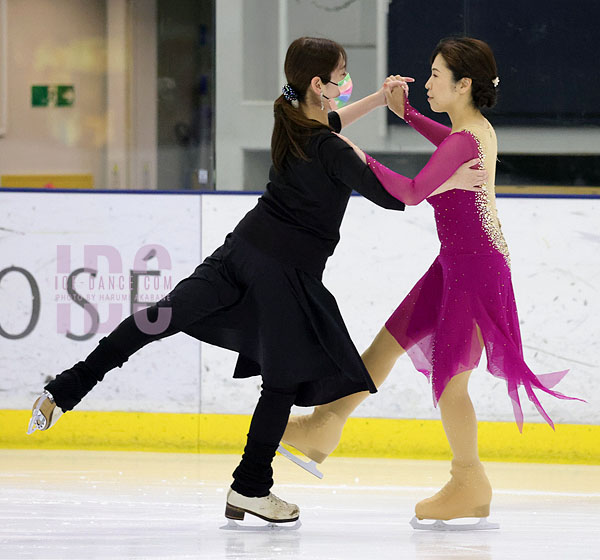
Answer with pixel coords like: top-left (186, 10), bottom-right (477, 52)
top-left (55, 244), bottom-right (173, 340)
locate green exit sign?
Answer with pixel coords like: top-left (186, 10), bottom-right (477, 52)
top-left (31, 85), bottom-right (75, 107)
top-left (31, 85), bottom-right (49, 107)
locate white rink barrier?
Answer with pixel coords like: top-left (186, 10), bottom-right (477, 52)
top-left (0, 190), bottom-right (597, 424)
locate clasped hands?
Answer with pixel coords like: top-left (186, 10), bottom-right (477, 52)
top-left (336, 75), bottom-right (488, 193)
top-left (335, 74), bottom-right (413, 164)
top-left (382, 74), bottom-right (413, 120)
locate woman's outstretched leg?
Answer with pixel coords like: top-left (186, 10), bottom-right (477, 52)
top-left (27, 304), bottom-right (181, 433)
top-left (414, 370), bottom-right (492, 521)
top-left (51, 305), bottom-right (180, 410)
top-left (281, 326), bottom-right (405, 462)
top-left (226, 384), bottom-right (300, 523)
top-left (29, 248), bottom-right (241, 433)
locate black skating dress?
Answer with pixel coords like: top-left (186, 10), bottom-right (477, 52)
top-left (167, 112), bottom-right (405, 405)
top-left (48, 112), bottom-right (406, 410)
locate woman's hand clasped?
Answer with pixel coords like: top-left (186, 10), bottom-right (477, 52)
top-left (383, 74), bottom-right (411, 120)
top-left (376, 74), bottom-right (413, 107)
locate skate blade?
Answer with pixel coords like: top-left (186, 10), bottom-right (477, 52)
top-left (220, 519), bottom-right (302, 532)
top-left (26, 414), bottom-right (40, 435)
top-left (276, 444), bottom-right (323, 479)
top-left (410, 516), bottom-right (499, 531)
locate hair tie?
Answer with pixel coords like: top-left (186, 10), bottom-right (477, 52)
top-left (282, 84), bottom-right (299, 108)
top-left (492, 77), bottom-right (500, 88)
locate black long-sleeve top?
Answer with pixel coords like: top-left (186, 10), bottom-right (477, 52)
top-left (234, 112), bottom-right (405, 277)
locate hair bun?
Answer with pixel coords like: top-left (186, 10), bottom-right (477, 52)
top-left (472, 79), bottom-right (497, 109)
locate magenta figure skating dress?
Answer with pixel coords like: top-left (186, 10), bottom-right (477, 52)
top-left (365, 101), bottom-right (581, 431)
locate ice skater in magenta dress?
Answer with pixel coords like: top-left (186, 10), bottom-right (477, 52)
top-left (281, 36), bottom-right (583, 529)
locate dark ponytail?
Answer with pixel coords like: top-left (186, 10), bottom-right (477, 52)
top-left (271, 37), bottom-right (346, 172)
top-left (431, 37), bottom-right (499, 109)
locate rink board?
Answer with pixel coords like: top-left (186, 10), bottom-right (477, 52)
top-left (0, 189), bottom-right (598, 461)
top-left (2, 410), bottom-right (599, 464)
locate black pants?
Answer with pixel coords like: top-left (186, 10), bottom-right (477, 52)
top-left (45, 305), bottom-right (297, 497)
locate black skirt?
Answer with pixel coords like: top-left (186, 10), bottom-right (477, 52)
top-left (158, 233), bottom-right (376, 406)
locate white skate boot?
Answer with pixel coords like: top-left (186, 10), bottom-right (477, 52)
top-left (27, 390), bottom-right (63, 435)
top-left (221, 488), bottom-right (301, 531)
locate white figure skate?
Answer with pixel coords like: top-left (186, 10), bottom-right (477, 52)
top-left (221, 488), bottom-right (301, 531)
top-left (27, 390), bottom-right (63, 434)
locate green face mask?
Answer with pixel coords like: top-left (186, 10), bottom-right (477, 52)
top-left (325, 73), bottom-right (353, 109)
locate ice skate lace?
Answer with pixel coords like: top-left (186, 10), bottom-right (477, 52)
top-left (266, 494), bottom-right (286, 506)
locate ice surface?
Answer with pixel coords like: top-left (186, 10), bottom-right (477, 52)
top-left (0, 451), bottom-right (598, 560)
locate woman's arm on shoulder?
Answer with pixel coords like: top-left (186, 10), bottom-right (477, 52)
top-left (318, 134), bottom-right (405, 211)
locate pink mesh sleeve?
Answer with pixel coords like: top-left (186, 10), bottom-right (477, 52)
top-left (404, 99), bottom-right (451, 147)
top-left (365, 131), bottom-right (478, 206)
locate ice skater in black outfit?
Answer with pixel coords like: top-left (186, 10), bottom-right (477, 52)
top-left (28, 37), bottom-right (484, 525)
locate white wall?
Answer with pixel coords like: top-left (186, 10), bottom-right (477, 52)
top-left (0, 0), bottom-right (107, 185)
top-left (0, 190), bottom-right (597, 425)
top-left (0, 0), bottom-right (157, 190)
